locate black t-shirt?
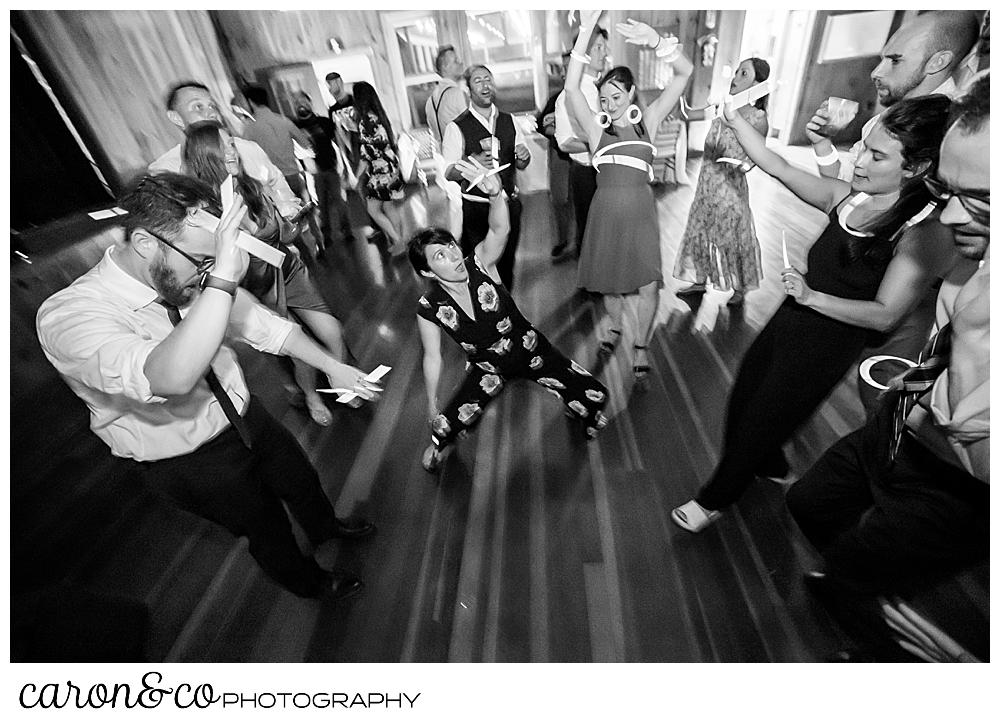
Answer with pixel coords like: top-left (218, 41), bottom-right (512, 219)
top-left (294, 114), bottom-right (338, 172)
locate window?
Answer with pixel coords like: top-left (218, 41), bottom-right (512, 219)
top-left (384, 11), bottom-right (441, 129)
top-left (466, 10), bottom-right (537, 115)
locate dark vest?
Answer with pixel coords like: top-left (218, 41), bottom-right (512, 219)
top-left (454, 108), bottom-right (517, 197)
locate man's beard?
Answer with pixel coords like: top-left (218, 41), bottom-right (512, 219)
top-left (150, 253), bottom-right (198, 308)
top-left (877, 68), bottom-right (924, 106)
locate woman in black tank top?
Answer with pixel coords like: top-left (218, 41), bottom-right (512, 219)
top-left (672, 95), bottom-right (960, 532)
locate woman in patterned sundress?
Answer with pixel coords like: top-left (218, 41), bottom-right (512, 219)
top-left (409, 160), bottom-right (608, 472)
top-left (566, 13), bottom-right (694, 379)
top-left (353, 81), bottom-right (407, 253)
top-left (673, 58), bottom-right (770, 305)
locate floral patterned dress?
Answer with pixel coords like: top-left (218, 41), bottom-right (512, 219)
top-left (358, 111), bottom-right (404, 202)
top-left (417, 255), bottom-right (608, 448)
top-left (673, 108), bottom-right (767, 291)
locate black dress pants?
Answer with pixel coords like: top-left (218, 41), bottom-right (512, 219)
top-left (138, 397), bottom-right (338, 597)
top-left (460, 195), bottom-right (523, 291)
top-left (786, 425), bottom-right (989, 595)
top-left (569, 162), bottom-right (597, 250)
top-left (696, 301), bottom-right (870, 511)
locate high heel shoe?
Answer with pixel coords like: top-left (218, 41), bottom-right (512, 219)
top-left (633, 345), bottom-right (650, 380)
top-left (598, 328), bottom-right (621, 355)
top-left (422, 444), bottom-right (452, 473)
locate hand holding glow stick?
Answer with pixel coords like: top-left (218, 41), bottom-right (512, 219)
top-left (781, 230), bottom-right (790, 269)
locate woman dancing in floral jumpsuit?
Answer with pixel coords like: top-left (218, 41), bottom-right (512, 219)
top-left (409, 159), bottom-right (608, 471)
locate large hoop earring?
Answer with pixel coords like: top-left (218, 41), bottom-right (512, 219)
top-left (626, 104), bottom-right (642, 125)
top-left (596, 111), bottom-right (611, 128)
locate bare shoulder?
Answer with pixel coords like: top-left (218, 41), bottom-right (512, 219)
top-left (896, 216), bottom-right (959, 272)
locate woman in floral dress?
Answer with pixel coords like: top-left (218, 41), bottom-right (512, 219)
top-left (409, 160), bottom-right (608, 471)
top-left (673, 58), bottom-right (770, 305)
top-left (353, 81), bottom-right (406, 253)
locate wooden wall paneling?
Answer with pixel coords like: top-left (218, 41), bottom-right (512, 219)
top-left (20, 10), bottom-right (239, 188)
top-left (212, 10), bottom-right (404, 131)
top-left (433, 9), bottom-right (472, 67)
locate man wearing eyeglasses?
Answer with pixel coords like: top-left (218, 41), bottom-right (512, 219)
top-left (786, 74), bottom-right (989, 661)
top-left (36, 173), bottom-right (380, 603)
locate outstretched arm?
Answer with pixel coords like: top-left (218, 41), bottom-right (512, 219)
top-left (722, 102), bottom-right (850, 213)
top-left (417, 315), bottom-right (444, 417)
top-left (565, 10), bottom-right (606, 152)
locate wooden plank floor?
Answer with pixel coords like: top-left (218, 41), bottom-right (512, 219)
top-left (12, 148), bottom-right (871, 662)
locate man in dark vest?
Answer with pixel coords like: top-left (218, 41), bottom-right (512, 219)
top-left (442, 64), bottom-right (531, 290)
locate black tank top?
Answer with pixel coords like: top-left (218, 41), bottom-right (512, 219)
top-left (804, 208), bottom-right (895, 301)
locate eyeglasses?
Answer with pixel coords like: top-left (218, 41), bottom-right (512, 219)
top-left (146, 228), bottom-right (215, 287)
top-left (924, 176), bottom-right (990, 225)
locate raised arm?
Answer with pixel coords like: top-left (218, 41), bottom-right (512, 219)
top-left (783, 219), bottom-right (958, 332)
top-left (417, 315), bottom-right (444, 417)
top-left (143, 199), bottom-right (249, 396)
top-left (565, 11), bottom-right (606, 152)
top-left (805, 101), bottom-right (844, 179)
top-left (615, 19), bottom-right (694, 135)
top-left (722, 102), bottom-right (850, 213)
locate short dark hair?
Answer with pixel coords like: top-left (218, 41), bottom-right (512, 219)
top-left (119, 173), bottom-right (220, 244)
top-left (434, 45), bottom-right (456, 76)
top-left (408, 227), bottom-right (457, 274)
top-left (949, 72), bottom-right (990, 134)
top-left (325, 71), bottom-right (342, 83)
top-left (243, 85), bottom-right (269, 108)
top-left (166, 81), bottom-right (209, 111)
top-left (464, 64), bottom-right (492, 84)
top-left (749, 57), bottom-right (771, 111)
top-left (922, 10), bottom-right (980, 71)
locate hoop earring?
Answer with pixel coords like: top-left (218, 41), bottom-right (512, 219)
top-left (596, 111), bottom-right (612, 128)
top-left (626, 104), bottom-right (642, 125)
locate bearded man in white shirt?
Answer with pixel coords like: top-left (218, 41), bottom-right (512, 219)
top-left (36, 173), bottom-right (380, 602)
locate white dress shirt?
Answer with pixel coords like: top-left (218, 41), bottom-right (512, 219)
top-left (555, 73), bottom-right (600, 165)
top-left (149, 136), bottom-right (301, 219)
top-left (425, 78), bottom-right (468, 143)
top-left (907, 249), bottom-right (990, 483)
top-left (36, 247), bottom-right (295, 461)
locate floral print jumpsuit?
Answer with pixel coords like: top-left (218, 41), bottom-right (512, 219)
top-left (418, 255), bottom-right (608, 449)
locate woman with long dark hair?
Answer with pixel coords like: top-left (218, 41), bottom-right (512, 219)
top-left (183, 121), bottom-right (352, 425)
top-left (671, 94), bottom-right (963, 532)
top-left (351, 81), bottom-right (407, 254)
top-left (673, 57), bottom-right (770, 304)
top-left (565, 11), bottom-right (693, 380)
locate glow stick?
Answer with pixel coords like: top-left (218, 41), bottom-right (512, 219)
top-left (334, 364), bottom-right (391, 404)
top-left (723, 81), bottom-right (772, 112)
top-left (715, 157), bottom-right (742, 166)
top-left (466, 163), bottom-right (511, 193)
top-left (781, 230), bottom-right (790, 269)
top-left (188, 209), bottom-right (286, 267)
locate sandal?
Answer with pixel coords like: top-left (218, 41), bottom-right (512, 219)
top-left (633, 345), bottom-right (650, 381)
top-left (422, 444), bottom-right (451, 473)
top-left (305, 395), bottom-right (333, 426)
top-left (671, 500), bottom-right (721, 533)
top-left (598, 328), bottom-right (621, 355)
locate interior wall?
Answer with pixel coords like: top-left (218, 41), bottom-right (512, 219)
top-left (18, 10), bottom-right (239, 189)
top-left (211, 10), bottom-right (403, 130)
top-left (786, 10), bottom-right (904, 147)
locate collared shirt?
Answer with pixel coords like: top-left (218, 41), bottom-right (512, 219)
top-left (425, 78), bottom-right (468, 143)
top-left (36, 247), bottom-right (295, 462)
top-left (149, 136), bottom-right (301, 219)
top-left (839, 76), bottom-right (961, 181)
top-left (555, 73), bottom-right (600, 165)
top-left (906, 249), bottom-right (990, 482)
top-left (240, 106), bottom-right (311, 177)
top-left (441, 104), bottom-right (527, 168)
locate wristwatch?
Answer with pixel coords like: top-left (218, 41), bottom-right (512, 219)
top-left (202, 275), bottom-right (239, 297)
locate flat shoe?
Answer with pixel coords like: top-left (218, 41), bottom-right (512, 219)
top-left (322, 571), bottom-right (364, 603)
top-left (422, 444), bottom-right (451, 473)
top-left (671, 500), bottom-right (721, 532)
top-left (306, 396), bottom-right (333, 426)
top-left (598, 328), bottom-right (621, 355)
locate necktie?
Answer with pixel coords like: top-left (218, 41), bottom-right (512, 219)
top-left (160, 301), bottom-right (253, 448)
top-left (888, 323), bottom-right (951, 463)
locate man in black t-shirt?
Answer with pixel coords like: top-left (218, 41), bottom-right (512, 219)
top-left (293, 92), bottom-right (354, 247)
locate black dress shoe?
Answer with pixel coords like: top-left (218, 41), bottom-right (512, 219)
top-left (551, 242), bottom-right (568, 258)
top-left (322, 571), bottom-right (364, 603)
top-left (330, 516), bottom-right (376, 540)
